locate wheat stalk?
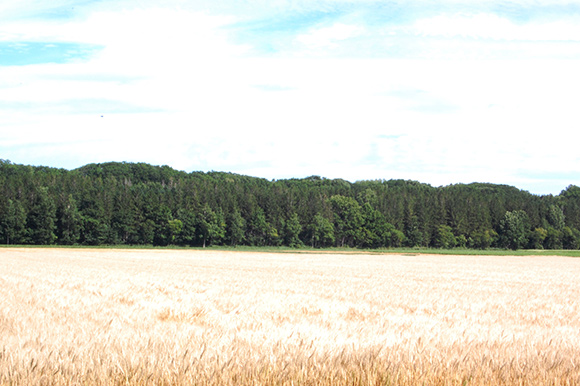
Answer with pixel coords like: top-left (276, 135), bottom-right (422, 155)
top-left (1, 248), bottom-right (579, 385)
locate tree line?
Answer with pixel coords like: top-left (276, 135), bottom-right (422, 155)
top-left (1, 160), bottom-right (580, 250)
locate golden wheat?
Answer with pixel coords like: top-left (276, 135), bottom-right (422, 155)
top-left (1, 248), bottom-right (579, 385)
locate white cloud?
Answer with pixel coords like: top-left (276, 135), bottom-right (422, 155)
top-left (296, 23), bottom-right (364, 49)
top-left (413, 13), bottom-right (580, 41)
top-left (1, 2), bottom-right (580, 194)
top-left (3, 53), bottom-right (580, 194)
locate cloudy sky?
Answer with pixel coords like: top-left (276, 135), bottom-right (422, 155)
top-left (1, 0), bottom-right (579, 195)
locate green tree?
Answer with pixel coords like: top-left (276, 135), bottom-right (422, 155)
top-left (56, 194), bottom-right (82, 245)
top-left (81, 216), bottom-right (109, 245)
top-left (136, 219), bottom-right (155, 245)
top-left (27, 186), bottom-right (57, 245)
top-left (4, 159), bottom-right (580, 251)
top-left (283, 212), bottom-right (303, 248)
top-left (358, 188), bottom-right (378, 207)
top-left (328, 195), bottom-right (363, 247)
top-left (359, 202), bottom-right (385, 248)
top-left (308, 213), bottom-right (335, 248)
top-left (213, 208), bottom-right (227, 246)
top-left (469, 229), bottom-right (497, 250)
top-left (456, 234), bottom-right (467, 248)
top-left (433, 225), bottom-right (457, 249)
top-left (247, 207), bottom-right (278, 246)
top-left (167, 219), bottom-right (183, 244)
top-left (110, 192), bottom-right (138, 244)
top-left (385, 223), bottom-right (405, 247)
top-left (0, 199), bottom-right (26, 244)
top-left (543, 226), bottom-right (562, 249)
top-left (529, 227), bottom-right (548, 249)
top-left (403, 204), bottom-right (424, 248)
top-left (227, 210), bottom-right (246, 246)
top-left (197, 204), bottom-right (225, 247)
top-left (562, 226), bottom-right (580, 250)
top-left (175, 208), bottom-right (196, 246)
top-left (560, 185), bottom-right (580, 230)
top-left (547, 204), bottom-right (565, 231)
top-left (499, 210), bottom-right (529, 250)
top-left (151, 205), bottom-right (173, 246)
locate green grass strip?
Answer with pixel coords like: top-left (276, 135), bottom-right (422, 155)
top-left (2, 244), bottom-right (580, 257)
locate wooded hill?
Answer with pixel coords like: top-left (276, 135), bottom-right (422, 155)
top-left (1, 160), bottom-right (579, 250)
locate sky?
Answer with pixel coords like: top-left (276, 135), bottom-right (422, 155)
top-left (1, 0), bottom-right (579, 195)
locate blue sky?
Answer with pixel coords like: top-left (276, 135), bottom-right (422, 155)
top-left (1, 0), bottom-right (580, 195)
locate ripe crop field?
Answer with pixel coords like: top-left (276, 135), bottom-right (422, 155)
top-left (1, 248), bottom-right (579, 385)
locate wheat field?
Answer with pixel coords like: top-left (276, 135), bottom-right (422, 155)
top-left (1, 248), bottom-right (579, 385)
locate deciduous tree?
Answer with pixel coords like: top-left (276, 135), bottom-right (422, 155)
top-left (308, 214), bottom-right (335, 248)
top-left (434, 225), bottom-right (457, 249)
top-left (500, 210), bottom-right (529, 250)
top-left (283, 212), bottom-right (303, 248)
top-left (328, 195), bottom-right (363, 247)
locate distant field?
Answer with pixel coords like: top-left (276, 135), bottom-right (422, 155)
top-left (1, 248), bottom-right (579, 385)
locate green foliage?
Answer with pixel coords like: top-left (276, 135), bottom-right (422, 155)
top-left (167, 219), bottom-right (183, 244)
top-left (529, 228), bottom-right (548, 249)
top-left (0, 199), bottom-right (27, 245)
top-left (560, 185), bottom-right (580, 231)
top-left (81, 216), bottom-right (109, 245)
top-left (282, 213), bottom-right (303, 248)
top-left (434, 225), bottom-right (456, 249)
top-left (386, 225), bottom-right (405, 248)
top-left (456, 234), bottom-right (467, 248)
top-left (226, 210), bottom-right (246, 246)
top-left (328, 195), bottom-right (363, 247)
top-left (150, 205), bottom-right (173, 246)
top-left (469, 229), bottom-right (497, 250)
top-left (247, 207), bottom-right (272, 247)
top-left (562, 226), bottom-right (580, 250)
top-left (26, 187), bottom-right (57, 245)
top-left (197, 204), bottom-right (226, 248)
top-left (547, 205), bottom-right (565, 230)
top-left (543, 226), bottom-right (562, 250)
top-left (175, 209), bottom-right (196, 246)
top-left (1, 160), bottom-right (580, 251)
top-left (308, 214), bottom-right (335, 248)
top-left (500, 210), bottom-right (529, 250)
top-left (359, 203), bottom-right (383, 248)
top-left (110, 196), bottom-right (138, 244)
top-left (56, 194), bottom-right (81, 245)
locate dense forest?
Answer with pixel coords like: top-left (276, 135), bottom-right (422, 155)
top-left (1, 159), bottom-right (580, 250)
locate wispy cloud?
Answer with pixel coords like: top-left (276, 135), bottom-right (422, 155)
top-left (0, 41), bottom-right (101, 65)
top-left (413, 13), bottom-right (580, 41)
